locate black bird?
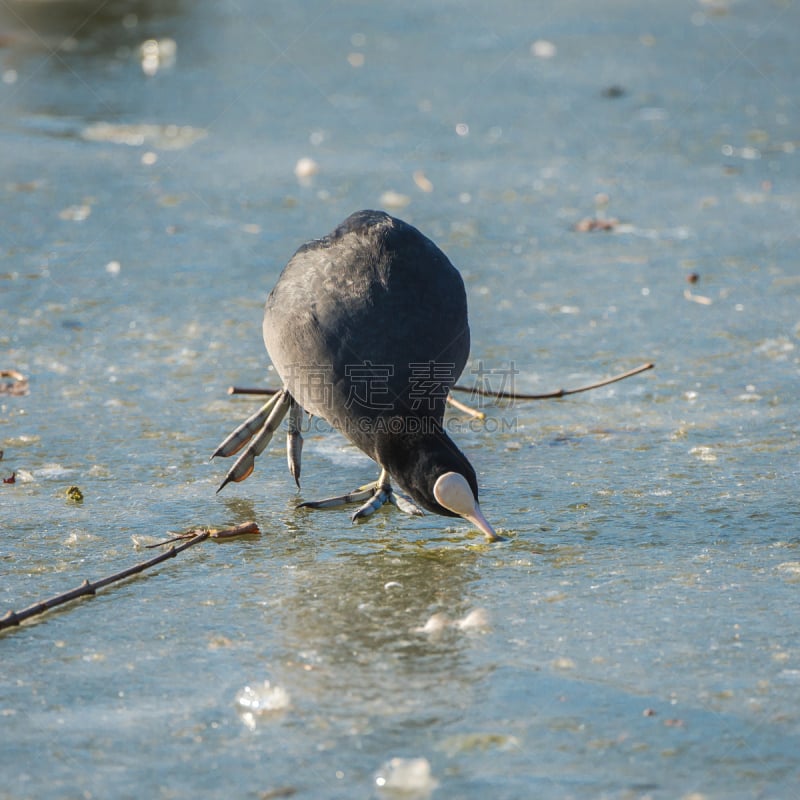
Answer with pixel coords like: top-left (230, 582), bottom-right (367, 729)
top-left (213, 210), bottom-right (497, 540)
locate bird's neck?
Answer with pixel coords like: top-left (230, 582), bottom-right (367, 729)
top-left (373, 428), bottom-right (460, 491)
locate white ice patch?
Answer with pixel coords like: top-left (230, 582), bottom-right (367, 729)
top-left (235, 680), bottom-right (291, 730)
top-left (375, 757), bottom-right (438, 797)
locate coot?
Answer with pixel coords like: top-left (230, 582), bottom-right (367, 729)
top-left (213, 210), bottom-right (496, 540)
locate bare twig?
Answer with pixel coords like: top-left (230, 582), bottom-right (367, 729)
top-left (145, 521), bottom-right (260, 548)
top-left (0, 522), bottom-right (260, 632)
top-left (451, 362), bottom-right (654, 401)
top-left (228, 385), bottom-right (280, 396)
top-left (445, 394), bottom-right (486, 420)
top-left (227, 362), bottom-right (655, 405)
top-left (0, 370), bottom-right (25, 381)
top-left (227, 384), bottom-right (486, 418)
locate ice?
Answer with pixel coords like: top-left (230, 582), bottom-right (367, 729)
top-left (454, 608), bottom-right (490, 631)
top-left (81, 122), bottom-right (206, 150)
top-left (374, 757), bottom-right (438, 797)
top-left (235, 681), bottom-right (291, 730)
top-left (415, 608), bottom-right (490, 635)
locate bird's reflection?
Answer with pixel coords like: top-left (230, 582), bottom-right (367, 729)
top-left (251, 535), bottom-right (491, 730)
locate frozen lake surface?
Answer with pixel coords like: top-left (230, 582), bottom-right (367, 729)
top-left (1, 1), bottom-right (799, 798)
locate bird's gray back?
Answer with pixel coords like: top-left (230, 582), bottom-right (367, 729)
top-left (263, 211), bottom-right (469, 451)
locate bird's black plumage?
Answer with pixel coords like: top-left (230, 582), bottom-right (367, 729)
top-left (262, 210), bottom-right (479, 517)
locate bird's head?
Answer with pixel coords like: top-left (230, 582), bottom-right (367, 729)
top-left (380, 433), bottom-right (499, 541)
top-left (431, 470), bottom-right (498, 541)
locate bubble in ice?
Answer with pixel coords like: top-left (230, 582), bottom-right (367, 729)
top-left (454, 608), bottom-right (490, 631)
top-left (294, 157), bottom-right (319, 179)
top-left (140, 37), bottom-right (176, 76)
top-left (58, 204), bottom-right (91, 222)
top-left (415, 612), bottom-right (450, 634)
top-left (375, 757), bottom-right (438, 797)
top-left (689, 445), bottom-right (717, 462)
top-left (82, 122), bottom-right (206, 150)
top-left (34, 464), bottom-right (75, 480)
top-left (415, 608), bottom-right (489, 635)
top-left (379, 190), bottom-right (410, 209)
top-left (530, 39), bottom-right (556, 58)
top-left (235, 680), bottom-right (291, 730)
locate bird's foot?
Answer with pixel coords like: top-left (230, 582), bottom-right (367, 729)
top-left (212, 390), bottom-right (284, 460)
top-left (387, 489), bottom-right (424, 517)
top-left (297, 475), bottom-right (424, 522)
top-left (213, 389), bottom-right (291, 492)
top-left (296, 482), bottom-right (377, 511)
top-left (351, 483), bottom-right (392, 522)
top-left (350, 482), bottom-right (424, 522)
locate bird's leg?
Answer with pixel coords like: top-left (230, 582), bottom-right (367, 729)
top-left (349, 470), bottom-right (424, 521)
top-left (296, 468), bottom-right (424, 520)
top-left (286, 399), bottom-right (304, 488)
top-left (215, 389), bottom-right (291, 492)
top-left (350, 468), bottom-right (393, 521)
